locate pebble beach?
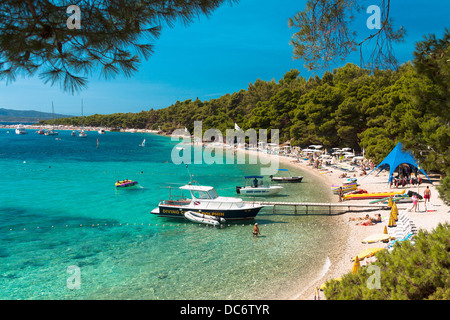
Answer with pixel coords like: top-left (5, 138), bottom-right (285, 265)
top-left (266, 153), bottom-right (450, 300)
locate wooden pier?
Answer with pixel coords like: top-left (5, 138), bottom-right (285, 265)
top-left (244, 201), bottom-right (389, 215)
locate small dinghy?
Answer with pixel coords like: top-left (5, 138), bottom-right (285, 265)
top-left (184, 211), bottom-right (226, 226)
top-left (269, 169), bottom-right (303, 183)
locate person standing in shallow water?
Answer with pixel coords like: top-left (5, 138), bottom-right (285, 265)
top-left (253, 223), bottom-right (260, 237)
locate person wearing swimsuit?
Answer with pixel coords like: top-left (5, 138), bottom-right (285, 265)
top-left (253, 223), bottom-right (260, 237)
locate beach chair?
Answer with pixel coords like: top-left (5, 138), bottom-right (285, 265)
top-left (390, 219), bottom-right (417, 240)
top-left (387, 210), bottom-right (416, 239)
top-left (397, 212), bottom-right (417, 231)
top-left (387, 233), bottom-right (414, 248)
top-left (397, 210), bottom-right (417, 230)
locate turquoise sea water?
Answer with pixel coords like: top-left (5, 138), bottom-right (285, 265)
top-left (0, 129), bottom-right (342, 299)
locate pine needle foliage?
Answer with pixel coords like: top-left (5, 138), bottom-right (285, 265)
top-left (0, 0), bottom-right (235, 93)
top-left (288, 0), bottom-right (406, 71)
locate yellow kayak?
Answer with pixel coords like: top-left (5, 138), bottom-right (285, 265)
top-left (344, 190), bottom-right (405, 200)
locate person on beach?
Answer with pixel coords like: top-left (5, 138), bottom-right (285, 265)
top-left (314, 287), bottom-right (320, 300)
top-left (424, 186), bottom-right (431, 205)
top-left (409, 194), bottom-right (418, 212)
top-left (338, 187), bottom-right (343, 202)
top-left (253, 223), bottom-right (261, 237)
top-left (356, 216), bottom-right (375, 226)
top-left (373, 214), bottom-right (382, 223)
top-left (349, 214), bottom-right (370, 221)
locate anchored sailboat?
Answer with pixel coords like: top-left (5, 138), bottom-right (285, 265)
top-left (79, 100), bottom-right (87, 138)
top-left (45, 102), bottom-right (59, 136)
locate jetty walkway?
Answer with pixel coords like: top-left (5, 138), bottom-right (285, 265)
top-left (244, 201), bottom-right (389, 215)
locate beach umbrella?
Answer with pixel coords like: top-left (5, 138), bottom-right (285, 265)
top-left (387, 196), bottom-right (393, 208)
top-left (388, 211), bottom-right (397, 227)
top-left (362, 233), bottom-right (391, 243)
top-left (352, 257), bottom-right (360, 274)
top-left (391, 202), bottom-right (398, 221)
top-left (351, 248), bottom-right (385, 262)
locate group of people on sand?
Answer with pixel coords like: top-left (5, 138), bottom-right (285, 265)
top-left (349, 214), bottom-right (382, 226)
top-left (389, 175), bottom-right (423, 188)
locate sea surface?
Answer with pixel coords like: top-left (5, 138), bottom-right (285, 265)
top-left (0, 128), bottom-right (342, 299)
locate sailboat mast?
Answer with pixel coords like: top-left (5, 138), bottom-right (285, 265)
top-left (52, 101), bottom-right (55, 129)
top-left (81, 99), bottom-right (83, 129)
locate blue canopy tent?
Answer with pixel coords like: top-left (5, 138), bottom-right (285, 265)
top-left (365, 142), bottom-right (432, 184)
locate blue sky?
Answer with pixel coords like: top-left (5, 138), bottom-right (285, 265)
top-left (0, 0), bottom-right (448, 116)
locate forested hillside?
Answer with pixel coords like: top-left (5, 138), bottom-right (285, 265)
top-left (47, 32), bottom-right (449, 185)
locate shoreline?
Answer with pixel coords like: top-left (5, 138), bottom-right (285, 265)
top-left (0, 124), bottom-right (160, 134)
top-left (243, 149), bottom-right (449, 300)
top-left (268, 154), bottom-right (347, 300)
top-left (272, 154), bottom-right (449, 300)
top-left (245, 150), bottom-right (348, 300)
top-left (7, 125), bottom-right (449, 300)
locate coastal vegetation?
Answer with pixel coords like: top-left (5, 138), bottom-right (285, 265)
top-left (46, 31), bottom-right (449, 201)
top-left (324, 223), bottom-right (450, 300)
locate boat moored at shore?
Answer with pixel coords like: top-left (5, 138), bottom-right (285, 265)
top-left (236, 176), bottom-right (283, 196)
top-left (151, 183), bottom-right (264, 220)
top-left (270, 169), bottom-right (303, 183)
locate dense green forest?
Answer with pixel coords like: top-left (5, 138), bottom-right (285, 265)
top-left (46, 31), bottom-right (449, 200)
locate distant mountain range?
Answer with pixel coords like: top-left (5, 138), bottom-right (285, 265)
top-left (0, 108), bottom-right (73, 122)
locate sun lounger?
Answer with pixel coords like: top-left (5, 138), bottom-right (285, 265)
top-left (387, 233), bottom-right (414, 248)
top-left (387, 209), bottom-right (417, 240)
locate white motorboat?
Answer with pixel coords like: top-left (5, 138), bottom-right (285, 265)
top-left (236, 176), bottom-right (283, 196)
top-left (45, 129), bottom-right (58, 136)
top-left (184, 211), bottom-right (225, 226)
top-left (151, 183), bottom-right (264, 220)
top-left (98, 129), bottom-right (106, 134)
top-left (15, 124), bottom-right (27, 135)
top-left (79, 130), bottom-right (87, 138)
